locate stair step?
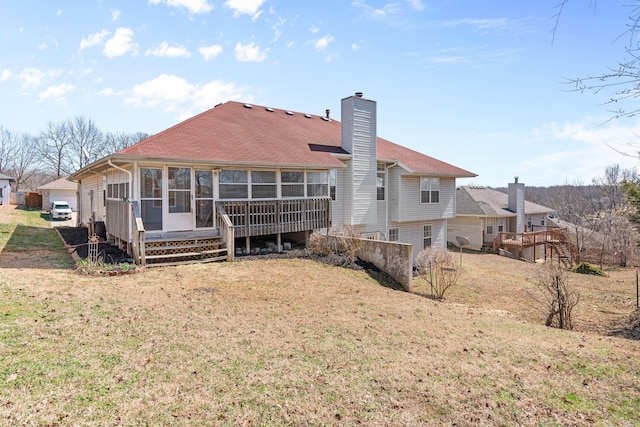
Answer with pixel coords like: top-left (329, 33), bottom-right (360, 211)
top-left (145, 248), bottom-right (227, 260)
top-left (146, 255), bottom-right (228, 267)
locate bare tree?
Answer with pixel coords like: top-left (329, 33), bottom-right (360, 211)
top-left (11, 133), bottom-right (42, 191)
top-left (103, 131), bottom-right (150, 154)
top-left (40, 121), bottom-right (72, 178)
top-left (67, 116), bottom-right (104, 172)
top-left (0, 126), bottom-right (18, 174)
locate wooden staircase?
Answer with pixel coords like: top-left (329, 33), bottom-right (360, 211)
top-left (143, 234), bottom-right (228, 267)
top-left (546, 229), bottom-right (576, 267)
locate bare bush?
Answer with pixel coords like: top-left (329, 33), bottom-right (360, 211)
top-left (306, 233), bottom-right (337, 256)
top-left (529, 262), bottom-right (580, 330)
top-left (415, 247), bottom-right (460, 300)
top-left (339, 225), bottom-right (364, 264)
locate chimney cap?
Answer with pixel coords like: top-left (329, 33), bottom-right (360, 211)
top-left (355, 91), bottom-right (363, 98)
top-left (514, 176), bottom-right (519, 183)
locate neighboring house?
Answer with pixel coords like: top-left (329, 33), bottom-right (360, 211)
top-left (69, 93), bottom-right (476, 265)
top-left (0, 173), bottom-right (15, 205)
top-left (447, 178), bottom-right (557, 259)
top-left (38, 177), bottom-right (79, 211)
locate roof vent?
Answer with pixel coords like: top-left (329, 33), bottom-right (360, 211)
top-left (355, 92), bottom-right (363, 98)
top-left (321, 117), bottom-right (329, 121)
top-left (304, 114), bottom-right (312, 118)
top-left (285, 111), bottom-right (293, 116)
top-left (244, 103), bottom-right (253, 109)
top-left (265, 107), bottom-right (274, 112)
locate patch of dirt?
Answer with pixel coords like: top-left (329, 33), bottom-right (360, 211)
top-left (56, 226), bottom-right (131, 264)
top-left (610, 309), bottom-right (640, 339)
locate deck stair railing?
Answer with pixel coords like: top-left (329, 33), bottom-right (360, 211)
top-left (493, 227), bottom-right (576, 266)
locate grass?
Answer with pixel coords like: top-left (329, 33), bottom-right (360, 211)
top-left (0, 205), bottom-right (639, 425)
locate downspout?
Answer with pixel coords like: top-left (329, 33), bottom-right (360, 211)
top-left (385, 161), bottom-right (397, 240)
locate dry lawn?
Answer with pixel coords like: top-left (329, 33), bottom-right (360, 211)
top-left (0, 205), bottom-right (639, 426)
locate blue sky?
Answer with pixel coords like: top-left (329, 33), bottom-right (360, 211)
top-left (1, 0), bottom-right (639, 187)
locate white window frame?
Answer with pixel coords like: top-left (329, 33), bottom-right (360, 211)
top-left (423, 224), bottom-right (432, 249)
top-left (420, 177), bottom-right (440, 204)
top-left (377, 163), bottom-right (385, 201)
top-left (388, 228), bottom-right (399, 242)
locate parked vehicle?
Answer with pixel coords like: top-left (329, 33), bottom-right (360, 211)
top-left (50, 201), bottom-right (72, 220)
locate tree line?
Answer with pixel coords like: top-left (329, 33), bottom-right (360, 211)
top-left (0, 116), bottom-right (149, 191)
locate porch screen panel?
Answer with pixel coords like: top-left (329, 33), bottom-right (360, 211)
top-left (307, 171), bottom-right (328, 197)
top-left (251, 171), bottom-right (276, 199)
top-left (281, 171), bottom-right (304, 197)
top-left (219, 170), bottom-right (248, 199)
top-left (195, 170), bottom-right (213, 228)
top-left (169, 167), bottom-right (191, 214)
top-left (140, 168), bottom-right (162, 231)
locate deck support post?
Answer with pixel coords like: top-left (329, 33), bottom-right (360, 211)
top-left (245, 236), bottom-right (250, 254)
top-left (277, 233), bottom-right (282, 252)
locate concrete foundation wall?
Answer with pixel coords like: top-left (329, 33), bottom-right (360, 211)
top-left (323, 235), bottom-right (413, 292)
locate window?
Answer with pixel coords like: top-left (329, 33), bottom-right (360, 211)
top-left (498, 222), bottom-right (504, 233)
top-left (377, 163), bottom-right (385, 201)
top-left (330, 169), bottom-right (337, 201)
top-left (307, 171), bottom-right (328, 197)
top-left (281, 171), bottom-right (304, 197)
top-left (251, 171), bottom-right (276, 199)
top-left (423, 225), bottom-right (432, 249)
top-left (219, 170), bottom-right (248, 199)
top-left (388, 228), bottom-right (399, 242)
top-left (140, 168), bottom-right (162, 231)
top-left (420, 177), bottom-right (440, 204)
top-left (486, 225), bottom-right (493, 235)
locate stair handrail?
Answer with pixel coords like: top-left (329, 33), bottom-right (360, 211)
top-left (129, 200), bottom-right (146, 266)
top-left (216, 202), bottom-right (235, 261)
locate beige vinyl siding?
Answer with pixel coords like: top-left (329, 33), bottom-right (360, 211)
top-left (332, 161), bottom-right (351, 226)
top-left (388, 167), bottom-right (401, 222)
top-left (392, 176), bottom-right (456, 223)
top-left (78, 173), bottom-right (106, 225)
top-left (447, 216), bottom-right (483, 251)
top-left (395, 219), bottom-right (447, 261)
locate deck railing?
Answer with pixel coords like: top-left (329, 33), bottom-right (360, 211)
top-left (216, 197), bottom-right (331, 238)
top-left (493, 227), bottom-right (568, 252)
top-left (216, 203), bottom-right (235, 262)
top-left (105, 199), bottom-right (146, 265)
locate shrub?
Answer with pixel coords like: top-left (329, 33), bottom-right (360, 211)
top-left (570, 262), bottom-right (606, 276)
top-left (415, 247), bottom-right (460, 300)
top-left (530, 262), bottom-right (580, 330)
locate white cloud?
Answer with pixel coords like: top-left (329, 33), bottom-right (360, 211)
top-left (145, 41), bottom-right (191, 58)
top-left (80, 30), bottom-right (109, 50)
top-left (38, 43), bottom-right (48, 50)
top-left (111, 9), bottom-right (121, 20)
top-left (224, 0), bottom-right (265, 18)
top-left (103, 28), bottom-right (138, 58)
top-left (352, 43), bottom-right (360, 51)
top-left (352, 1), bottom-right (402, 19)
top-left (149, 0), bottom-right (213, 14)
top-left (124, 74), bottom-right (251, 115)
top-left (234, 42), bottom-right (267, 62)
top-left (314, 35), bottom-right (334, 51)
top-left (18, 67), bottom-right (62, 90)
top-left (97, 88), bottom-right (118, 96)
top-left (310, 25), bottom-right (319, 34)
top-left (271, 17), bottom-right (286, 43)
top-left (198, 44), bottom-right (223, 60)
top-left (406, 0), bottom-right (424, 11)
top-left (0, 69), bottom-right (11, 81)
top-left (38, 83), bottom-right (75, 103)
top-left (522, 119), bottom-right (640, 185)
top-left (56, 10), bottom-right (62, 17)
top-left (442, 18), bottom-right (509, 30)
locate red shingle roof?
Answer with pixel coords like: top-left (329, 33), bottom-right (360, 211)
top-left (117, 101), bottom-right (476, 177)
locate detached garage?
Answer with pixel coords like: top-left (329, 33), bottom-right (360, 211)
top-left (38, 177), bottom-right (78, 211)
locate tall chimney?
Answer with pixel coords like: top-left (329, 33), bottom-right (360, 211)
top-left (508, 178), bottom-right (525, 233)
top-left (341, 93), bottom-right (377, 226)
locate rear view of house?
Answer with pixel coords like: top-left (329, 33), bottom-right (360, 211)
top-left (70, 93), bottom-right (476, 266)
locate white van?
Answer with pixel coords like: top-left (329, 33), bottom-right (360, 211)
top-left (50, 201), bottom-right (72, 220)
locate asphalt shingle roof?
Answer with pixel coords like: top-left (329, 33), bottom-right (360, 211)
top-left (456, 186), bottom-right (554, 217)
top-left (117, 101), bottom-right (476, 177)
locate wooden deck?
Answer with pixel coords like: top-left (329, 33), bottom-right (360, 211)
top-left (493, 227), bottom-right (576, 265)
